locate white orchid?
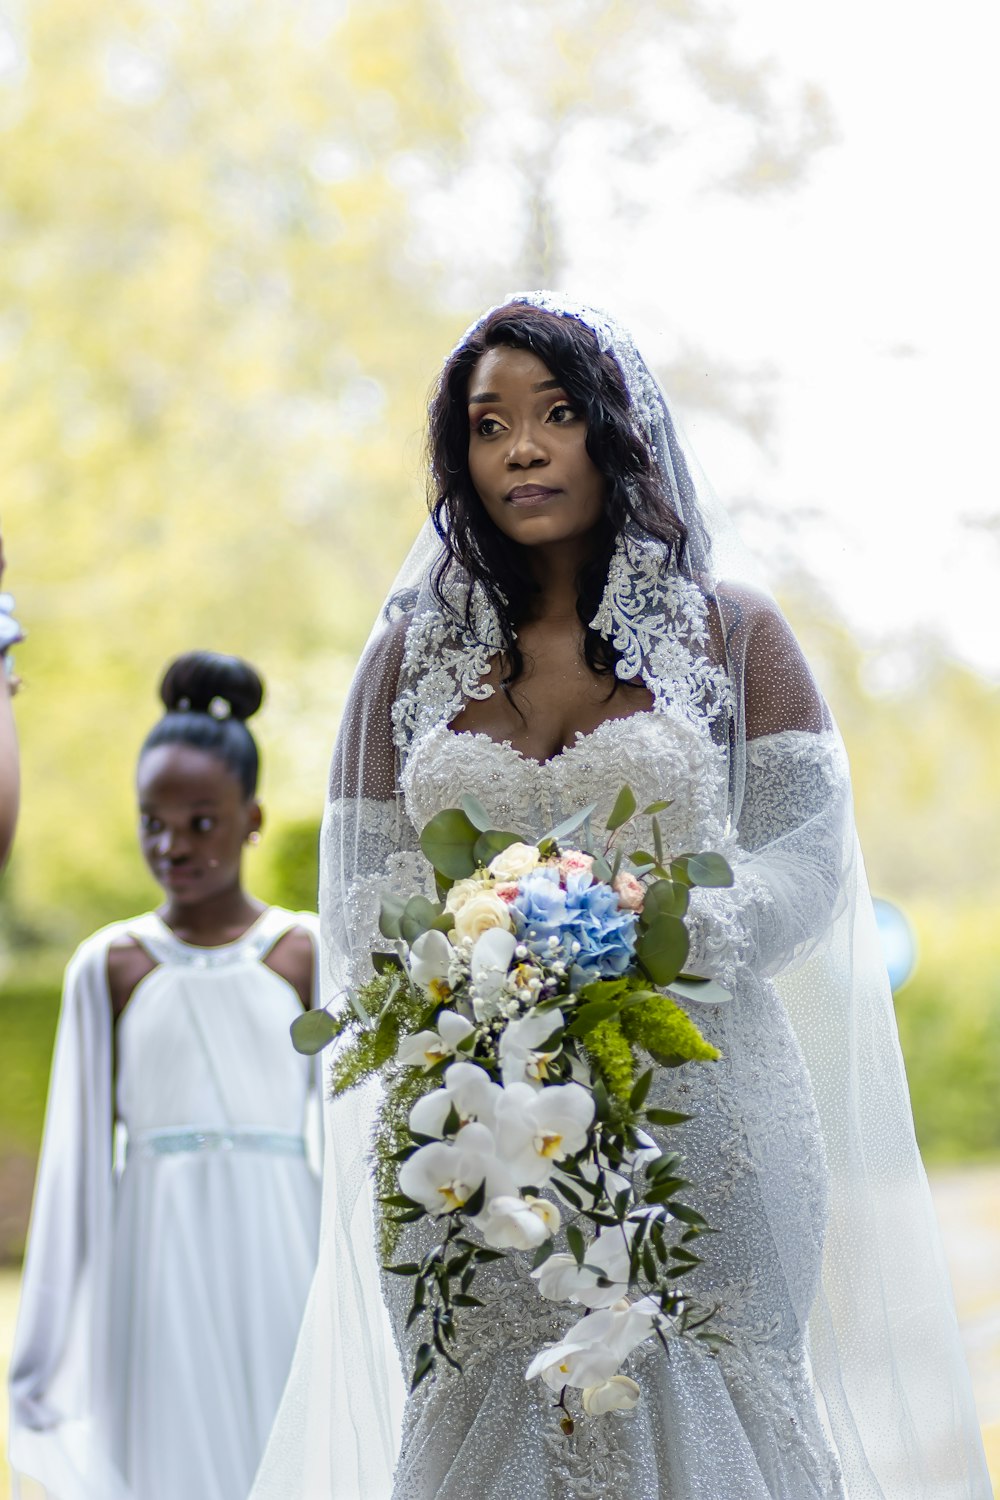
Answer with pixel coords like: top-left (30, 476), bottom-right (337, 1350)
top-left (524, 1299), bottom-right (656, 1393)
top-left (396, 1010), bottom-right (475, 1071)
top-left (398, 1121), bottom-right (516, 1217)
top-left (498, 1008), bottom-right (564, 1087)
top-left (531, 1224), bottom-right (634, 1308)
top-left (480, 1194), bottom-right (560, 1250)
top-left (406, 928), bottom-right (455, 998)
top-left (408, 1061), bottom-right (503, 1138)
top-left (581, 1375), bottom-right (642, 1415)
top-left (494, 1081), bottom-right (595, 1187)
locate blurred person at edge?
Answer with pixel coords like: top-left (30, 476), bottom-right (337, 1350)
top-left (0, 524), bottom-right (24, 870)
top-left (8, 651), bottom-right (323, 1500)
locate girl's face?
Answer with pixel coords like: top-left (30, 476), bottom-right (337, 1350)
top-left (136, 743), bottom-right (260, 907)
top-left (466, 345), bottom-right (606, 550)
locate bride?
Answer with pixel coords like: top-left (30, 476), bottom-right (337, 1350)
top-left (252, 293), bottom-right (990, 1498)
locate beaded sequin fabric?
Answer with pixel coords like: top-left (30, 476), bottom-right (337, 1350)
top-left (249, 297), bottom-right (991, 1500)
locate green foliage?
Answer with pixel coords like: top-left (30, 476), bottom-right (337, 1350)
top-left (893, 902), bottom-right (1000, 1161)
top-left (0, 968), bottom-right (62, 1152)
top-left (620, 992), bottom-right (721, 1067)
top-left (374, 1066), bottom-right (438, 1261)
top-left (582, 1016), bottom-right (636, 1104)
top-left (264, 819), bottom-right (320, 915)
top-left (327, 972), bottom-right (421, 1096)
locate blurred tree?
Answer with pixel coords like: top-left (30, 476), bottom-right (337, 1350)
top-left (0, 0), bottom-right (841, 950)
top-left (1, 0), bottom-right (471, 938)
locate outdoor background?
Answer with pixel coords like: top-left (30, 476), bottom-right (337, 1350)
top-left (1, 0), bottom-right (998, 1491)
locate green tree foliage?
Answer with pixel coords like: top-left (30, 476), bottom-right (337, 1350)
top-left (1, 0), bottom-right (471, 939)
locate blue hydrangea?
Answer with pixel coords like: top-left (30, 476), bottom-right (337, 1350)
top-left (510, 869), bottom-right (638, 985)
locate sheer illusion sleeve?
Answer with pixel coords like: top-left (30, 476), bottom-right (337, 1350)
top-left (319, 618), bottom-right (431, 1004)
top-left (686, 594), bottom-right (851, 990)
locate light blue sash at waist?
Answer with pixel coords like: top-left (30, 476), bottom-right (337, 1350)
top-left (127, 1126), bottom-right (307, 1160)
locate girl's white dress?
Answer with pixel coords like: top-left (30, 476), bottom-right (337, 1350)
top-left (9, 905), bottom-right (323, 1500)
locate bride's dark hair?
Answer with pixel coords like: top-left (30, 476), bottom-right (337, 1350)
top-left (427, 304), bottom-right (688, 690)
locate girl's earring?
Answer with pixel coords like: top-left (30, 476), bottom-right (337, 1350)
top-left (248, 831), bottom-right (262, 847)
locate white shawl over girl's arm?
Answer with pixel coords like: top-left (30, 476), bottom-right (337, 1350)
top-left (8, 925), bottom-right (134, 1500)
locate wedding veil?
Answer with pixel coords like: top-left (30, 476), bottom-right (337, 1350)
top-left (250, 293), bottom-right (990, 1499)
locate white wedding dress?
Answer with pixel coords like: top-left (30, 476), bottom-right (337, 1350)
top-left (383, 710), bottom-right (846, 1500)
top-left (9, 906), bottom-right (323, 1500)
top-left (249, 290), bottom-right (990, 1499)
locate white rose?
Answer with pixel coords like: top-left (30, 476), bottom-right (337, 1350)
top-left (487, 841), bottom-right (541, 882)
top-left (452, 892), bottom-right (515, 946)
top-left (444, 877), bottom-right (489, 917)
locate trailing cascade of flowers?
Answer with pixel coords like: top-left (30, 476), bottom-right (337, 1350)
top-left (294, 786), bottom-right (734, 1422)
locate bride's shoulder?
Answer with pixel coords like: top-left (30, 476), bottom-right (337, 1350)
top-left (712, 580), bottom-right (786, 635)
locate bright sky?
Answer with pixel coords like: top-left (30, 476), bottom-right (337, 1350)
top-left (551, 0), bottom-right (1000, 676)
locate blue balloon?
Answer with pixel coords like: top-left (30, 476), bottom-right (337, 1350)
top-left (873, 899), bottom-right (917, 993)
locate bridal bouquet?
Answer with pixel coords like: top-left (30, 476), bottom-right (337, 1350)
top-left (294, 787), bottom-right (733, 1421)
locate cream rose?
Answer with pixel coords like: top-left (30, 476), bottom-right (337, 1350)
top-left (444, 876), bottom-right (490, 917)
top-left (452, 891), bottom-right (515, 945)
top-left (487, 841), bottom-right (541, 882)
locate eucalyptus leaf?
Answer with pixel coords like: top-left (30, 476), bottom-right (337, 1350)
top-left (642, 799), bottom-right (673, 815)
top-left (636, 913), bottom-right (689, 985)
top-left (289, 1008), bottom-right (339, 1055)
top-left (641, 879), bottom-right (689, 923)
top-left (672, 852), bottom-right (734, 888)
top-left (400, 895), bottom-right (442, 945)
top-left (543, 802), bottom-right (599, 844)
top-left (566, 1224), bottom-right (585, 1265)
top-left (371, 951), bottom-right (404, 976)
top-left (419, 808), bottom-right (479, 879)
top-left (665, 976), bottom-right (732, 1006)
top-left (606, 784), bottom-right (636, 831)
top-left (686, 852), bottom-right (734, 888)
top-left (591, 855), bottom-right (614, 884)
top-left (472, 829), bottom-right (521, 866)
top-left (652, 815), bottom-right (664, 869)
top-left (378, 891), bottom-right (407, 940)
top-left (461, 794), bottom-right (494, 832)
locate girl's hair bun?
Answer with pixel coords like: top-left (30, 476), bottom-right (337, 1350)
top-left (159, 652), bottom-right (264, 724)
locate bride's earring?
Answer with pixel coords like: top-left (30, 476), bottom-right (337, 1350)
top-left (248, 831), bottom-right (261, 847)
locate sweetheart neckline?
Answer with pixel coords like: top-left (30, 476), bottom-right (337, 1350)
top-left (441, 709), bottom-right (662, 769)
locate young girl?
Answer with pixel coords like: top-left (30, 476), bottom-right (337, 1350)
top-left (9, 651), bottom-right (323, 1500)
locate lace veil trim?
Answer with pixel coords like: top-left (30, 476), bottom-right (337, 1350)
top-left (392, 532), bottom-right (732, 755)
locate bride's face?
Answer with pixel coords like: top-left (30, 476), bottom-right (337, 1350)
top-left (466, 345), bottom-right (606, 550)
